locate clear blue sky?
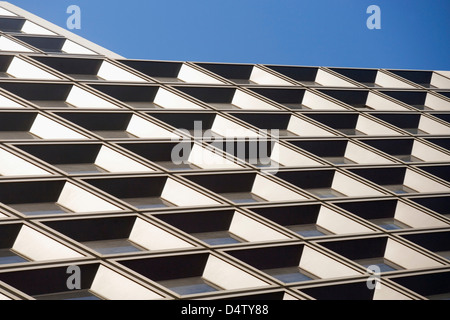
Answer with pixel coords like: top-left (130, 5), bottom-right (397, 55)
top-left (7, 0), bottom-right (450, 70)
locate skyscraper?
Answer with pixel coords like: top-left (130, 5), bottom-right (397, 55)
top-left (0, 1), bottom-right (448, 301)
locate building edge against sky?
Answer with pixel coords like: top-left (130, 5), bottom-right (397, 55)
top-left (0, 1), bottom-right (448, 301)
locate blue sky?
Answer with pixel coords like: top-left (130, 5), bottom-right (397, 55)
top-left (7, 0), bottom-right (450, 70)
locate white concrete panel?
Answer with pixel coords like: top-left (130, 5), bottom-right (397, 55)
top-left (375, 72), bottom-right (416, 88)
top-left (436, 70), bottom-right (450, 78)
top-left (211, 115), bottom-right (262, 138)
top-left (21, 21), bottom-right (56, 35)
top-left (58, 182), bottom-right (122, 213)
top-left (384, 238), bottom-right (443, 269)
top-left (0, 293), bottom-right (11, 300)
top-left (7, 57), bottom-right (59, 80)
top-left (66, 86), bottom-right (120, 109)
top-left (127, 115), bottom-right (180, 139)
top-left (129, 218), bottom-right (194, 251)
top-left (97, 61), bottom-right (147, 82)
top-left (30, 114), bottom-right (88, 140)
top-left (0, 148), bottom-right (50, 176)
top-left (345, 142), bottom-right (394, 164)
top-left (188, 144), bottom-right (241, 169)
top-left (249, 67), bottom-right (293, 86)
top-left (315, 69), bottom-right (357, 87)
top-left (62, 40), bottom-right (97, 55)
top-left (302, 91), bottom-right (347, 110)
top-left (287, 116), bottom-right (336, 137)
top-left (177, 64), bottom-right (224, 84)
top-left (395, 201), bottom-right (448, 228)
top-left (13, 225), bottom-right (84, 261)
top-left (0, 212), bottom-right (7, 219)
top-left (154, 87), bottom-right (204, 110)
top-left (272, 142), bottom-right (322, 167)
top-left (418, 116), bottom-right (450, 135)
top-left (252, 174), bottom-right (307, 201)
top-left (411, 141), bottom-right (450, 162)
top-left (232, 89), bottom-right (279, 110)
top-left (373, 283), bottom-right (412, 300)
top-left (0, 36), bottom-right (33, 52)
top-left (431, 72), bottom-right (450, 89)
top-left (299, 246), bottom-right (361, 278)
top-left (0, 94), bottom-right (25, 108)
top-left (0, 7), bottom-right (16, 16)
top-left (366, 92), bottom-right (409, 111)
top-left (161, 178), bottom-right (221, 207)
top-left (316, 206), bottom-right (374, 234)
top-left (403, 169), bottom-right (450, 193)
top-left (424, 93), bottom-right (450, 111)
top-left (332, 172), bottom-right (384, 197)
top-left (203, 255), bottom-right (269, 290)
top-left (95, 146), bottom-right (154, 173)
top-left (356, 116), bottom-right (402, 136)
top-left (229, 211), bottom-right (290, 242)
top-left (91, 265), bottom-right (164, 300)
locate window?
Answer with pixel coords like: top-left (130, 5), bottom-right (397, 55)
top-left (221, 192), bottom-right (267, 204)
top-left (289, 224), bottom-right (330, 237)
top-left (354, 257), bottom-right (401, 272)
top-left (82, 239), bottom-right (145, 255)
top-left (9, 202), bottom-right (71, 216)
top-left (192, 231), bottom-right (242, 246)
top-left (158, 277), bottom-right (221, 295)
top-left (0, 249), bottom-right (28, 265)
top-left (307, 188), bottom-right (346, 199)
top-left (34, 290), bottom-right (103, 300)
top-left (263, 266), bottom-right (315, 283)
top-left (369, 218), bottom-right (410, 230)
top-left (124, 197), bottom-right (175, 209)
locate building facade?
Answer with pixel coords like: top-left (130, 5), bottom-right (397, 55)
top-left (0, 1), bottom-right (448, 300)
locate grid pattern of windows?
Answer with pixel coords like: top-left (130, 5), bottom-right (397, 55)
top-left (0, 2), bottom-right (448, 301)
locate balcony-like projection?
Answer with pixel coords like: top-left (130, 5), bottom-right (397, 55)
top-left (82, 175), bottom-right (221, 210)
top-left (275, 169), bottom-right (385, 199)
top-left (349, 167), bottom-right (450, 195)
top-left (387, 69), bottom-right (450, 89)
top-left (117, 253), bottom-right (270, 297)
top-left (303, 112), bottom-right (402, 137)
top-left (327, 67), bottom-right (416, 88)
top-left (31, 56), bottom-right (147, 82)
top-left (264, 65), bottom-right (358, 87)
top-left (0, 223), bottom-right (84, 265)
top-left (54, 112), bottom-right (181, 140)
top-left (153, 209), bottom-right (290, 246)
top-left (317, 236), bottom-right (444, 273)
top-left (174, 86), bottom-right (281, 111)
top-left (333, 199), bottom-right (448, 231)
top-left (417, 165), bottom-right (450, 185)
top-left (195, 62), bottom-right (294, 86)
top-left (400, 231), bottom-right (450, 261)
top-left (89, 84), bottom-right (205, 110)
top-left (224, 243), bottom-right (362, 284)
top-left (0, 263), bottom-right (166, 300)
top-left (15, 143), bottom-right (155, 175)
top-left (0, 180), bottom-right (122, 216)
top-left (12, 34), bottom-right (67, 53)
top-left (298, 279), bottom-right (413, 300)
top-left (209, 140), bottom-right (324, 169)
top-left (430, 114), bottom-right (450, 127)
top-left (426, 137), bottom-right (450, 153)
top-left (41, 215), bottom-right (195, 255)
top-left (0, 82), bottom-right (121, 109)
top-left (379, 90), bottom-right (450, 111)
top-left (359, 138), bottom-right (450, 163)
top-left (249, 204), bottom-right (375, 237)
top-left (388, 271), bottom-right (450, 300)
top-left (370, 113), bottom-right (450, 135)
top-left (317, 89), bottom-right (410, 111)
top-left (182, 172), bottom-right (308, 204)
top-left (0, 146), bottom-right (52, 177)
top-left (118, 60), bottom-right (224, 84)
top-left (250, 88), bottom-right (348, 111)
top-left (289, 139), bottom-right (395, 165)
top-left (408, 196), bottom-right (450, 220)
top-left (0, 111), bottom-right (89, 141)
top-left (0, 17), bottom-right (55, 35)
top-left (0, 55), bottom-right (60, 80)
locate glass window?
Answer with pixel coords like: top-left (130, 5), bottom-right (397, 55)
top-left (307, 188), bottom-right (346, 199)
top-left (34, 290), bottom-right (103, 300)
top-left (82, 239), bottom-right (144, 255)
top-left (9, 202), bottom-right (71, 216)
top-left (55, 163), bottom-right (107, 174)
top-left (158, 277), bottom-right (221, 295)
top-left (263, 266), bottom-right (315, 283)
top-left (383, 184), bottom-right (417, 194)
top-left (0, 249), bottom-right (28, 265)
top-left (289, 224), bottom-right (330, 237)
top-left (355, 257), bottom-right (401, 272)
top-left (124, 197), bottom-right (175, 209)
top-left (369, 218), bottom-right (410, 230)
top-left (192, 231), bottom-right (242, 245)
top-left (221, 192), bottom-right (266, 204)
